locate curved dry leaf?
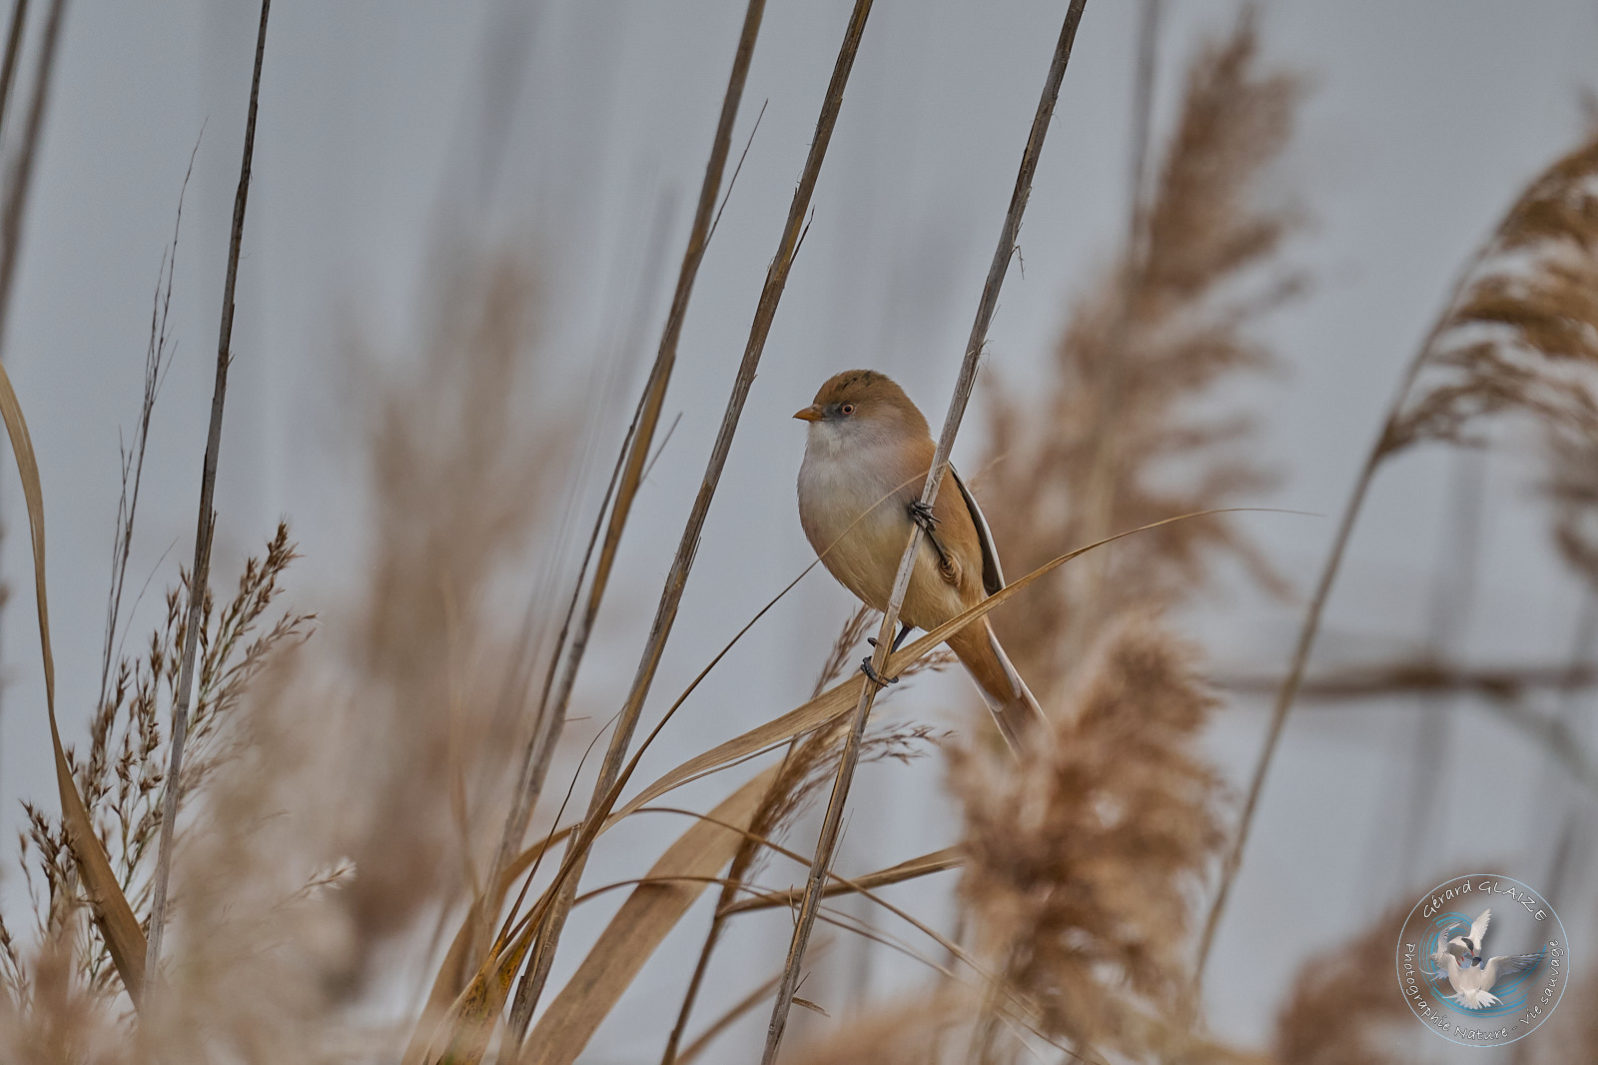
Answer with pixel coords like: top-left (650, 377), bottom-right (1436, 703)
top-left (521, 767), bottom-right (776, 1065)
top-left (0, 360), bottom-right (147, 1001)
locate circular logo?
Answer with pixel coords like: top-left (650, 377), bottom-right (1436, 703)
top-left (1395, 873), bottom-right (1568, 1047)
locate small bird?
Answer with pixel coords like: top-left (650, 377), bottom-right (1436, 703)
top-left (1443, 908), bottom-right (1493, 968)
top-left (1430, 908), bottom-right (1543, 1010)
top-left (793, 369), bottom-right (1046, 750)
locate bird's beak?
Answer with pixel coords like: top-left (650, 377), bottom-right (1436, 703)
top-left (792, 405), bottom-right (823, 422)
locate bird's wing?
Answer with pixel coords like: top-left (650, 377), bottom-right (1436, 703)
top-left (1469, 908), bottom-right (1493, 948)
top-left (1484, 952), bottom-right (1543, 987)
top-left (949, 465), bottom-right (1004, 596)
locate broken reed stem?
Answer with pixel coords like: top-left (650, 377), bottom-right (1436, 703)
top-left (505, 0), bottom-right (867, 1038)
top-left (143, 0), bottom-right (271, 989)
top-left (760, 3), bottom-right (1089, 1061)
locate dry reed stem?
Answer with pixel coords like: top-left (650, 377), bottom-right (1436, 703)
top-left (984, 9), bottom-right (1301, 706)
top-left (660, 602), bottom-right (946, 1065)
top-left (432, 509), bottom-right (1213, 1062)
top-left (491, 0), bottom-right (768, 904)
top-left (0, 356), bottom-right (148, 1000)
top-left (509, 0), bottom-right (865, 1034)
top-left (719, 845), bottom-right (960, 915)
top-left (0, 0), bottom-right (30, 160)
top-left (1218, 658), bottom-right (1598, 701)
top-left (144, 0), bottom-right (271, 986)
top-left (763, 3), bottom-right (1089, 1059)
top-left (1201, 124), bottom-right (1598, 980)
top-left (0, 0), bottom-right (62, 347)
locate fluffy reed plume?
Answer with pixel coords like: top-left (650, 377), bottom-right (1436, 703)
top-left (1269, 903), bottom-right (1413, 1065)
top-left (1386, 133), bottom-right (1598, 457)
top-left (1543, 428), bottom-right (1598, 587)
top-left (982, 11), bottom-right (1301, 700)
top-left (330, 248), bottom-right (572, 970)
top-left (0, 525), bottom-right (309, 1008)
top-left (950, 614), bottom-right (1233, 1063)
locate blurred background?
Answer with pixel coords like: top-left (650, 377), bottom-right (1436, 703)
top-left (0, 1), bottom-right (1596, 1061)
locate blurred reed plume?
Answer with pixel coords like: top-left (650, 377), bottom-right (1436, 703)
top-left (331, 247), bottom-right (574, 969)
top-left (1269, 900), bottom-right (1413, 1065)
top-left (1387, 132), bottom-right (1598, 456)
top-left (951, 614), bottom-right (1233, 1063)
top-left (0, 524), bottom-right (309, 1018)
top-left (983, 10), bottom-right (1301, 703)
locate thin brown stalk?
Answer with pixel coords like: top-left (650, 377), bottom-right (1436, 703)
top-left (659, 605), bottom-right (868, 1065)
top-left (1200, 126), bottom-right (1598, 981)
top-left (675, 964), bottom-right (794, 1065)
top-left (1195, 443), bottom-right (1387, 981)
top-left (505, 0), bottom-right (861, 1038)
top-left (0, 0), bottom-right (30, 152)
top-left (761, 3), bottom-right (1089, 1060)
top-left (1217, 659), bottom-right (1598, 701)
top-left (0, 0), bottom-right (61, 346)
top-left (492, 0), bottom-right (769, 895)
top-left (143, 0), bottom-right (271, 986)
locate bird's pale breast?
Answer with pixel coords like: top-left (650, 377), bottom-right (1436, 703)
top-left (797, 443), bottom-right (971, 630)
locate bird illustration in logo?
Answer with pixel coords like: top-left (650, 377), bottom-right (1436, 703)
top-left (1429, 908), bottom-right (1545, 1009)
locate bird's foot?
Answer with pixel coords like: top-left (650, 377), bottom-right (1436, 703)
top-left (866, 624), bottom-right (914, 653)
top-left (906, 500), bottom-right (956, 576)
top-left (859, 656), bottom-right (898, 687)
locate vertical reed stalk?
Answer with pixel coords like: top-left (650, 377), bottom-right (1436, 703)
top-left (505, 0), bottom-right (868, 1040)
top-left (143, 0), bottom-right (272, 990)
top-left (0, 0), bottom-right (61, 345)
top-left (489, 0), bottom-right (769, 979)
top-left (1194, 351), bottom-right (1434, 980)
top-left (760, 4), bottom-right (1089, 1061)
top-left (0, 0), bottom-right (31, 154)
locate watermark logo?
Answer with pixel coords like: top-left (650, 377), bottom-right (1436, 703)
top-left (1395, 873), bottom-right (1568, 1047)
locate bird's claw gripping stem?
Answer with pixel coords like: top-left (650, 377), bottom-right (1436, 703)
top-left (859, 656), bottom-right (898, 687)
top-left (907, 499), bottom-right (955, 574)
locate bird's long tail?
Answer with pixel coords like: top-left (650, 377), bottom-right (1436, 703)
top-left (947, 618), bottom-right (1047, 754)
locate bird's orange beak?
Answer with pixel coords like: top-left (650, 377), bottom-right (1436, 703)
top-left (792, 404), bottom-right (823, 422)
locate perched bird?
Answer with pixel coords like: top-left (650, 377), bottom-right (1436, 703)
top-left (793, 369), bottom-right (1046, 750)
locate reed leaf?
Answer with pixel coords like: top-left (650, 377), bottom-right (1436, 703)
top-left (0, 360), bottom-right (147, 1000)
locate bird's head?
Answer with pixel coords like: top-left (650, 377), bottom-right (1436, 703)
top-left (793, 369), bottom-right (929, 453)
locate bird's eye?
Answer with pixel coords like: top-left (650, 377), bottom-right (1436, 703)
top-left (840, 403), bottom-right (855, 415)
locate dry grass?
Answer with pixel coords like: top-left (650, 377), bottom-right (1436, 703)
top-left (1, 5), bottom-right (1596, 1065)
top-left (951, 614), bottom-right (1233, 1063)
top-left (1388, 132), bottom-right (1598, 455)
